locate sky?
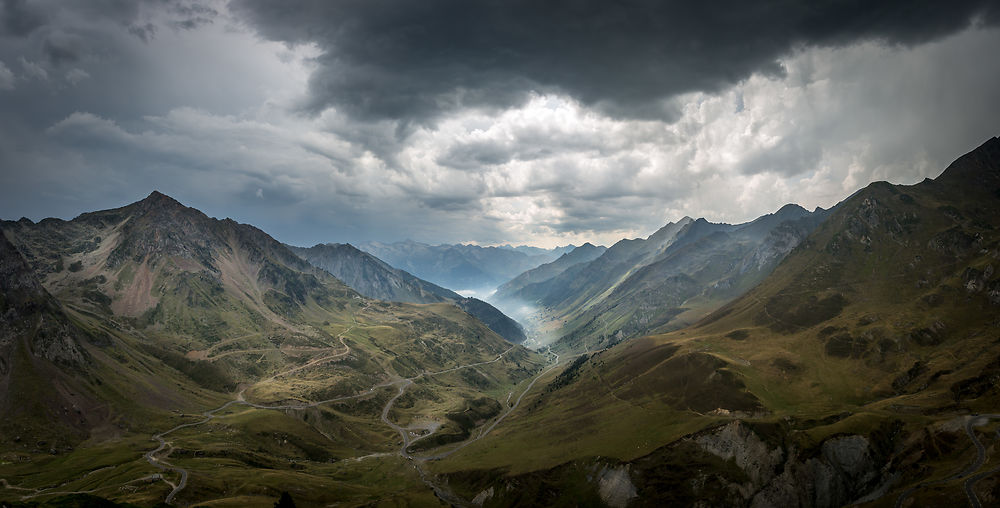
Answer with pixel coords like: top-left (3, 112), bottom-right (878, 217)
top-left (0, 1), bottom-right (998, 249)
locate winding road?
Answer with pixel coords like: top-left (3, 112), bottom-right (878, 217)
top-left (962, 417), bottom-right (1000, 508)
top-left (894, 414), bottom-right (1000, 508)
top-left (141, 313), bottom-right (545, 507)
top-left (374, 347), bottom-right (561, 506)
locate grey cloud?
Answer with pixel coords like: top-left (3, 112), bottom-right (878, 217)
top-left (0, 0), bottom-right (44, 37)
top-left (436, 141), bottom-right (515, 170)
top-left (0, 60), bottom-right (13, 89)
top-left (736, 137), bottom-right (823, 178)
top-left (231, 0), bottom-right (999, 123)
top-left (545, 195), bottom-right (669, 236)
top-left (42, 32), bottom-right (82, 65)
top-left (128, 22), bottom-right (156, 42)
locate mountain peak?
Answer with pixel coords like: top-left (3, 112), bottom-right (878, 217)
top-left (776, 203), bottom-right (808, 215)
top-left (140, 190), bottom-right (185, 208)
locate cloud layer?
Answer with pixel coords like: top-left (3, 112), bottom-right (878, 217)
top-left (232, 0), bottom-right (999, 122)
top-left (0, 1), bottom-right (998, 248)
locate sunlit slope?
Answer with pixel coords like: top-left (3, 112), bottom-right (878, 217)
top-left (494, 243), bottom-right (607, 298)
top-left (500, 204), bottom-right (829, 351)
top-left (554, 205), bottom-right (830, 352)
top-left (430, 137), bottom-right (1000, 507)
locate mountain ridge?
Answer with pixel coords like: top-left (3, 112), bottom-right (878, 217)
top-left (356, 239), bottom-right (568, 293)
top-left (288, 242), bottom-right (527, 343)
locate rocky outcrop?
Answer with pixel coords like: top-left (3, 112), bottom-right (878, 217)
top-left (0, 229), bottom-right (88, 367)
top-left (595, 464), bottom-right (638, 508)
top-left (692, 421), bottom-right (890, 508)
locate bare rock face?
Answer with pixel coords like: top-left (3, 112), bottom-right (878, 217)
top-left (0, 230), bottom-right (87, 367)
top-left (596, 464), bottom-right (638, 508)
top-left (695, 421), bottom-right (784, 487)
top-left (693, 421), bottom-right (885, 508)
top-left (471, 486), bottom-right (494, 506)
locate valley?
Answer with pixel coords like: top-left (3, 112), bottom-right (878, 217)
top-left (2, 138), bottom-right (1000, 507)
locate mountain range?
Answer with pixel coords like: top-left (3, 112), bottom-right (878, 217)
top-left (492, 203), bottom-right (831, 350)
top-left (2, 137), bottom-right (1000, 507)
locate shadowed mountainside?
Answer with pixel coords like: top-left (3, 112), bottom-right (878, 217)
top-left (289, 242), bottom-right (527, 343)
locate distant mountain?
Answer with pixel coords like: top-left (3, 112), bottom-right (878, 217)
top-left (495, 243), bottom-right (608, 299)
top-left (288, 243), bottom-right (527, 343)
top-left (496, 244), bottom-right (576, 258)
top-left (500, 204), bottom-right (831, 350)
top-left (355, 240), bottom-right (563, 293)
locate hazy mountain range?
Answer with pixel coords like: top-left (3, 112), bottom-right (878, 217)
top-left (356, 240), bottom-right (573, 296)
top-left (491, 203), bottom-right (832, 349)
top-left (1, 138), bottom-right (999, 506)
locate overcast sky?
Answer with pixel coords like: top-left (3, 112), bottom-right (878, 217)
top-left (1, 0), bottom-right (998, 248)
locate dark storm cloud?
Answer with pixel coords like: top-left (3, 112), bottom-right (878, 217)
top-left (0, 0), bottom-right (44, 36)
top-left (231, 0), bottom-right (1000, 123)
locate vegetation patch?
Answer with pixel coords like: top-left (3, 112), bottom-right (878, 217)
top-left (892, 361), bottom-right (929, 394)
top-left (725, 329), bottom-right (749, 341)
top-left (760, 292), bottom-right (848, 333)
top-left (824, 333), bottom-right (870, 358)
top-left (770, 357), bottom-right (802, 374)
top-left (546, 354), bottom-right (590, 392)
top-left (137, 343), bottom-right (235, 392)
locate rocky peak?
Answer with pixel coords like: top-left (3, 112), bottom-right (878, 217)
top-left (775, 203), bottom-right (808, 216)
top-left (104, 193), bottom-right (221, 269)
top-left (0, 229), bottom-right (45, 297)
